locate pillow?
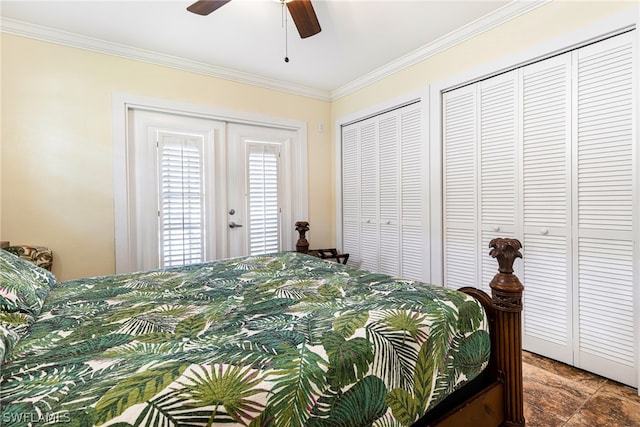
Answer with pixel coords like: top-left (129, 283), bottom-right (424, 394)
top-left (0, 248), bottom-right (56, 317)
top-left (0, 312), bottom-right (34, 363)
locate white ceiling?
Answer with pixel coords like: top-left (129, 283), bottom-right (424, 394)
top-left (0, 0), bottom-right (542, 100)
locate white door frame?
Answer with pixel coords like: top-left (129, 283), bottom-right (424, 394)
top-left (112, 93), bottom-right (308, 273)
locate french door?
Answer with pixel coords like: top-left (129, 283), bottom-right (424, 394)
top-left (226, 124), bottom-right (296, 258)
top-left (121, 109), bottom-right (298, 271)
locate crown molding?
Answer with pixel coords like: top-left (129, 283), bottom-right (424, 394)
top-left (2, 1), bottom-right (548, 103)
top-left (0, 17), bottom-right (332, 102)
top-left (330, 0), bottom-right (550, 100)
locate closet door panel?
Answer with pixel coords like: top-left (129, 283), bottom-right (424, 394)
top-left (400, 104), bottom-right (426, 280)
top-left (378, 112), bottom-right (400, 276)
top-left (522, 233), bottom-right (572, 363)
top-left (521, 54), bottom-right (573, 364)
top-left (342, 125), bottom-right (361, 265)
top-left (360, 120), bottom-right (378, 221)
top-left (360, 221), bottom-right (379, 272)
top-left (443, 86), bottom-right (478, 289)
top-left (379, 112), bottom-right (400, 224)
top-left (577, 237), bottom-right (634, 383)
top-left (360, 119), bottom-right (379, 269)
top-left (445, 228), bottom-right (478, 289)
top-left (479, 71), bottom-right (519, 291)
top-left (479, 71), bottom-right (518, 229)
top-left (401, 225), bottom-right (424, 281)
top-left (574, 32), bottom-right (636, 385)
top-left (522, 56), bottom-right (571, 231)
top-left (380, 224), bottom-right (400, 276)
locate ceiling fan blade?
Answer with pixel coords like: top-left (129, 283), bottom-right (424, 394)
top-left (287, 0), bottom-right (321, 39)
top-left (187, 0), bottom-right (232, 16)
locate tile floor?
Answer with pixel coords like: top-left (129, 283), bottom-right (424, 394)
top-left (523, 351), bottom-right (640, 426)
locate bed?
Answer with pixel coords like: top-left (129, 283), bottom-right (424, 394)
top-left (0, 237), bottom-right (524, 426)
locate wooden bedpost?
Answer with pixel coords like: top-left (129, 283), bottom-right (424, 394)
top-left (295, 221), bottom-right (310, 254)
top-left (489, 238), bottom-right (525, 427)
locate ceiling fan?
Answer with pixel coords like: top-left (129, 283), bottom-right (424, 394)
top-left (187, 0), bottom-right (322, 39)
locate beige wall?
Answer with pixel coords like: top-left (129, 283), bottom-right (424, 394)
top-left (1, 0), bottom-right (636, 281)
top-left (1, 34), bottom-right (332, 280)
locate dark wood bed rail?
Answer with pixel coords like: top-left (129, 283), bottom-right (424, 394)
top-left (294, 224), bottom-right (524, 426)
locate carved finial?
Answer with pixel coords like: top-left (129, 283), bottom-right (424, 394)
top-left (489, 238), bottom-right (522, 274)
top-left (295, 221), bottom-right (310, 254)
top-left (489, 238), bottom-right (524, 312)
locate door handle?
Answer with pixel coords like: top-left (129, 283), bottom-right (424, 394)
top-left (229, 221), bottom-right (243, 229)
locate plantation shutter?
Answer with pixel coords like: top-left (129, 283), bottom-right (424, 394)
top-left (157, 132), bottom-right (205, 268)
top-left (247, 143), bottom-right (280, 255)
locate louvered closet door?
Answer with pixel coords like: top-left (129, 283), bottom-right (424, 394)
top-left (360, 119), bottom-right (379, 272)
top-left (342, 124), bottom-right (361, 264)
top-left (479, 71), bottom-right (519, 294)
top-left (573, 32), bottom-right (636, 385)
top-left (400, 104), bottom-right (425, 280)
top-left (341, 102), bottom-right (426, 278)
top-left (444, 73), bottom-right (518, 293)
top-left (443, 85), bottom-right (479, 289)
top-left (378, 111), bottom-right (400, 276)
top-left (521, 54), bottom-right (574, 365)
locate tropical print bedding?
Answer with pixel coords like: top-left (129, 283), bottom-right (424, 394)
top-left (0, 252), bottom-right (490, 427)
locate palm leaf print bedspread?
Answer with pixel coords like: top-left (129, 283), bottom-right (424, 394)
top-left (1, 252), bottom-right (489, 426)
